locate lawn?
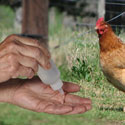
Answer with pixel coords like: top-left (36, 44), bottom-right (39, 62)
top-left (0, 6), bottom-right (124, 125)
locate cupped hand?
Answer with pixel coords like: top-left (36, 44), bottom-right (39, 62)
top-left (0, 77), bottom-right (92, 115)
top-left (0, 34), bottom-right (51, 83)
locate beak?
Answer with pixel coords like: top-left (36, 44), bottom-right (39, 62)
top-left (95, 26), bottom-right (98, 30)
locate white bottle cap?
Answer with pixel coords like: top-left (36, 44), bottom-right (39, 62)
top-left (50, 79), bottom-right (63, 91)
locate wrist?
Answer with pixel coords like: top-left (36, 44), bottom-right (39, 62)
top-left (0, 79), bottom-right (22, 103)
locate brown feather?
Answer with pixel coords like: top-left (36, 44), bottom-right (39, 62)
top-left (98, 23), bottom-right (125, 92)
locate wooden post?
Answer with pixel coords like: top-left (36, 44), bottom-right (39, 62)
top-left (98, 0), bottom-right (105, 18)
top-left (22, 0), bottom-right (48, 46)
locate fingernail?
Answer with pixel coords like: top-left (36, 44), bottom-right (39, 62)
top-left (86, 105), bottom-right (92, 110)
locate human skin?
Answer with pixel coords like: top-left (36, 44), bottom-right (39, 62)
top-left (0, 77), bottom-right (92, 115)
top-left (0, 34), bottom-right (51, 83)
top-left (0, 35), bottom-right (92, 115)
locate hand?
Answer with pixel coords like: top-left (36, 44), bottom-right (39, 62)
top-left (0, 34), bottom-right (51, 83)
top-left (0, 77), bottom-right (92, 115)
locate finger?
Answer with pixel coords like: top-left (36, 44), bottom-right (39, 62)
top-left (83, 103), bottom-right (92, 111)
top-left (0, 53), bottom-right (35, 80)
top-left (33, 99), bottom-right (72, 115)
top-left (0, 54), bottom-right (12, 69)
top-left (43, 104), bottom-right (73, 115)
top-left (63, 82), bottom-right (80, 93)
top-left (64, 102), bottom-right (92, 111)
top-left (65, 105), bottom-right (87, 115)
top-left (3, 40), bottom-right (50, 69)
top-left (17, 54), bottom-right (38, 73)
top-left (0, 55), bottom-right (15, 82)
top-left (12, 35), bottom-right (51, 58)
top-left (15, 41), bottom-right (50, 69)
top-left (12, 65), bottom-right (34, 79)
top-left (0, 62), bottom-right (12, 83)
top-left (1, 36), bottom-right (51, 69)
top-left (0, 52), bottom-right (38, 73)
top-left (65, 94), bottom-right (92, 105)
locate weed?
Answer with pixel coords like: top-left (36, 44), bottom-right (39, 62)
top-left (71, 58), bottom-right (93, 82)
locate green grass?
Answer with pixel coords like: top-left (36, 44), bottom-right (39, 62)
top-left (0, 6), bottom-right (124, 125)
top-left (0, 5), bottom-right (14, 29)
top-left (52, 31), bottom-right (125, 124)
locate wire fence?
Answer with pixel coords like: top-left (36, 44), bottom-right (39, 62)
top-left (49, 0), bottom-right (125, 49)
top-left (50, 1), bottom-right (125, 7)
top-left (50, 0), bottom-right (125, 29)
top-left (52, 11), bottom-right (125, 50)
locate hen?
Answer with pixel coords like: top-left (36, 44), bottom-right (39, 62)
top-left (95, 17), bottom-right (125, 92)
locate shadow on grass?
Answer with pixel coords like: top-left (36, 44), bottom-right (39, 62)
top-left (0, 121), bottom-right (11, 125)
top-left (99, 107), bottom-right (123, 112)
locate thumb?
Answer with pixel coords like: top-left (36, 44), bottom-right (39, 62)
top-left (63, 82), bottom-right (80, 93)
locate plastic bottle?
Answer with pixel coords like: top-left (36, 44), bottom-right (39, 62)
top-left (37, 60), bottom-right (64, 94)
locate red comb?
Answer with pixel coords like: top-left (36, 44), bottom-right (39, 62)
top-left (96, 17), bottom-right (104, 26)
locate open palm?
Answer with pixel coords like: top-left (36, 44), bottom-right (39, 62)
top-left (0, 77), bottom-right (92, 115)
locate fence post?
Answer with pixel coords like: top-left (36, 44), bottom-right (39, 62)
top-left (98, 0), bottom-right (105, 18)
top-left (22, 0), bottom-right (48, 46)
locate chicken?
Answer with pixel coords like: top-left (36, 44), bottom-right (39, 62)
top-left (95, 17), bottom-right (125, 92)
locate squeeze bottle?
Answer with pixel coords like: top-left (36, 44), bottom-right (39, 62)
top-left (37, 60), bottom-right (64, 94)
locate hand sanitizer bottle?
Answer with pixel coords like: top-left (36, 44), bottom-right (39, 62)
top-left (37, 60), bottom-right (64, 94)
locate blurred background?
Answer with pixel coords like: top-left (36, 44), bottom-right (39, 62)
top-left (0, 0), bottom-right (125, 30)
top-left (0, 0), bottom-right (125, 125)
